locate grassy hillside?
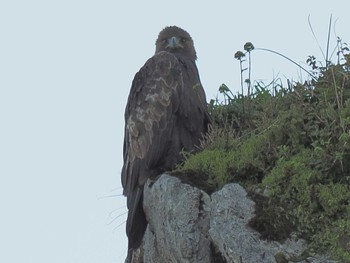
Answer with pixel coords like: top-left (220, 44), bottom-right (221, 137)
top-left (175, 40), bottom-right (350, 261)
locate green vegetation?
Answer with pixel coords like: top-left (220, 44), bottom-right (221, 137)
top-left (175, 36), bottom-right (350, 261)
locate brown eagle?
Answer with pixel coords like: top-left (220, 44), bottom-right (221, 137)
top-left (121, 26), bottom-right (210, 250)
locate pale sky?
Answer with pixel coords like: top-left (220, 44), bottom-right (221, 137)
top-left (1, 1), bottom-right (349, 263)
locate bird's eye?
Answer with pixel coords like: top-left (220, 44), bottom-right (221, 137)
top-left (161, 39), bottom-right (167, 44)
top-left (181, 38), bottom-right (187, 43)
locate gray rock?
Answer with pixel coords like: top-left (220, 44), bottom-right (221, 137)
top-left (127, 174), bottom-right (336, 263)
top-left (209, 184), bottom-right (302, 262)
top-left (142, 174), bottom-right (211, 263)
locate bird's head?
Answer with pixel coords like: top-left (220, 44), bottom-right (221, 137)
top-left (155, 26), bottom-right (197, 61)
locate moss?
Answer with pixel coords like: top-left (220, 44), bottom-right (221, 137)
top-left (179, 149), bottom-right (230, 189)
top-left (248, 192), bottom-right (294, 242)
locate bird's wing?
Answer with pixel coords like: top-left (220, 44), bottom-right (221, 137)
top-left (121, 51), bottom-right (183, 196)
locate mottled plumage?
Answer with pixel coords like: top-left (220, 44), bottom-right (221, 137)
top-left (121, 26), bottom-right (209, 250)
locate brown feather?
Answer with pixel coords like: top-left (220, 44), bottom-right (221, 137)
top-left (121, 26), bottom-right (210, 250)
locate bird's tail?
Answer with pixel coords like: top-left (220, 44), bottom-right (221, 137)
top-left (126, 187), bottom-right (148, 250)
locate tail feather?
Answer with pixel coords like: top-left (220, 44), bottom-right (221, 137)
top-left (126, 187), bottom-right (148, 249)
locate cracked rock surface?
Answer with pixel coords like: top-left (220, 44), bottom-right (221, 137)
top-left (127, 174), bottom-right (336, 263)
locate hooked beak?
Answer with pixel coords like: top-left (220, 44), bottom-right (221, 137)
top-left (166, 36), bottom-right (183, 49)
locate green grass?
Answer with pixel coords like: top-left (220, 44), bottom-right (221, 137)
top-left (175, 39), bottom-right (350, 261)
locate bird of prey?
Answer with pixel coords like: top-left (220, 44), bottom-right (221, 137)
top-left (121, 26), bottom-right (210, 251)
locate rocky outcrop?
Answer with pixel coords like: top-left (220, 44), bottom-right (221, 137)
top-left (143, 175), bottom-right (211, 263)
top-left (127, 174), bottom-right (335, 263)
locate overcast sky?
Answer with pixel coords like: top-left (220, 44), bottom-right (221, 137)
top-left (1, 1), bottom-right (349, 263)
